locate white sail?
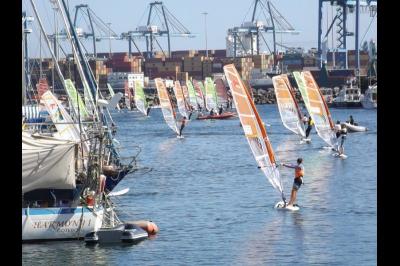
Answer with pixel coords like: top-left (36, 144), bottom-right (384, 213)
top-left (224, 64), bottom-right (284, 197)
top-left (22, 132), bottom-right (78, 193)
top-left (155, 78), bottom-right (179, 135)
top-left (272, 75), bottom-right (306, 138)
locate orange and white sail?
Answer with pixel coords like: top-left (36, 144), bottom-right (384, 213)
top-left (155, 78), bottom-right (179, 135)
top-left (173, 80), bottom-right (189, 118)
top-left (301, 71), bottom-right (338, 149)
top-left (272, 75), bottom-right (306, 138)
top-left (223, 64), bottom-right (284, 198)
top-left (124, 80), bottom-right (132, 110)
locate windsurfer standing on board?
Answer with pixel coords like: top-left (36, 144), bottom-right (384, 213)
top-left (281, 158), bottom-right (304, 207)
top-left (305, 116), bottom-right (314, 138)
top-left (179, 116), bottom-right (187, 137)
top-left (335, 122), bottom-right (347, 155)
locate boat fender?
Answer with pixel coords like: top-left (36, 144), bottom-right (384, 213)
top-left (98, 174), bottom-right (106, 194)
top-left (130, 220), bottom-right (159, 235)
top-left (86, 191), bottom-right (95, 206)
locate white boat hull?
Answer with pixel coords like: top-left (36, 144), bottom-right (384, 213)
top-left (344, 122), bottom-right (368, 132)
top-left (361, 100), bottom-right (377, 109)
top-left (22, 206), bottom-right (103, 241)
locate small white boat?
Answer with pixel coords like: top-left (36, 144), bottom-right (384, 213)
top-left (361, 84), bottom-right (377, 109)
top-left (22, 206), bottom-right (104, 241)
top-left (330, 82), bottom-right (363, 108)
top-left (344, 122), bottom-right (368, 132)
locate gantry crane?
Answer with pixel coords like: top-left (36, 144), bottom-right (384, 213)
top-left (122, 1), bottom-right (195, 59)
top-left (228, 0), bottom-right (299, 68)
top-left (317, 0), bottom-right (377, 69)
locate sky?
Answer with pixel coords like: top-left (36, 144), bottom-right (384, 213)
top-left (23, 0), bottom-right (377, 57)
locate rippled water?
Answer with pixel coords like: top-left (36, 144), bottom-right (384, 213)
top-left (22, 105), bottom-right (376, 265)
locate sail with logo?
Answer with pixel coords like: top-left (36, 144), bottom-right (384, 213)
top-left (173, 80), bottom-right (189, 118)
top-left (155, 78), bottom-right (180, 135)
top-left (204, 77), bottom-right (218, 111)
top-left (224, 64), bottom-right (286, 202)
top-left (297, 71), bottom-right (338, 150)
top-left (134, 80), bottom-right (149, 116)
top-left (186, 80), bottom-right (198, 110)
top-left (272, 75), bottom-right (306, 140)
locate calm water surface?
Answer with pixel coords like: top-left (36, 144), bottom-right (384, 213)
top-left (22, 105), bottom-right (377, 265)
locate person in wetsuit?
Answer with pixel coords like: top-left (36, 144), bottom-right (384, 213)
top-left (179, 116), bottom-right (187, 137)
top-left (281, 158), bottom-right (304, 207)
top-left (305, 116), bottom-right (314, 138)
top-left (218, 105), bottom-right (223, 115)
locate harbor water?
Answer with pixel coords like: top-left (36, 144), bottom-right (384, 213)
top-left (22, 105), bottom-right (377, 265)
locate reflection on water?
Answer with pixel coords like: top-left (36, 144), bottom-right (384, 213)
top-left (23, 105), bottom-right (376, 266)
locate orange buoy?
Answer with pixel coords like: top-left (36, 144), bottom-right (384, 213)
top-left (129, 220), bottom-right (159, 235)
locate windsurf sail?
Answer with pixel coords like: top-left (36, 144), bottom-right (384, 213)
top-left (204, 77), bottom-right (218, 111)
top-left (134, 80), bottom-right (149, 116)
top-left (155, 78), bottom-right (179, 135)
top-left (186, 80), bottom-right (198, 110)
top-left (181, 85), bottom-right (190, 103)
top-left (272, 75), bottom-right (306, 138)
top-left (215, 78), bottom-right (228, 108)
top-left (107, 83), bottom-right (120, 110)
top-left (124, 80), bottom-right (132, 110)
top-left (193, 79), bottom-right (205, 109)
top-left (173, 80), bottom-right (189, 118)
top-left (301, 71), bottom-right (338, 149)
top-left (223, 64), bottom-right (285, 200)
top-left (107, 83), bottom-right (115, 97)
top-left (40, 91), bottom-right (82, 143)
top-left (36, 77), bottom-right (49, 98)
top-left (64, 79), bottom-right (90, 121)
top-left (293, 71), bottom-right (311, 110)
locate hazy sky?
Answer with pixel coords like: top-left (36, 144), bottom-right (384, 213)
top-left (23, 0), bottom-right (377, 57)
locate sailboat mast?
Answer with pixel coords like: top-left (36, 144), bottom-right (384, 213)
top-left (22, 19), bottom-right (26, 105)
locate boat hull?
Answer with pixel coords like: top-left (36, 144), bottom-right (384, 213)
top-left (344, 122), bottom-right (367, 132)
top-left (361, 100), bottom-right (377, 109)
top-left (197, 112), bottom-right (236, 120)
top-left (328, 102), bottom-right (363, 108)
top-left (22, 206), bottom-right (103, 241)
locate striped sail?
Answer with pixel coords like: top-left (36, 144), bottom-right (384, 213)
top-left (224, 64), bottom-right (284, 198)
top-left (64, 79), bottom-right (90, 121)
top-left (134, 80), bottom-right (148, 116)
top-left (293, 71), bottom-right (311, 110)
top-left (301, 71), bottom-right (338, 149)
top-left (204, 77), bottom-right (218, 111)
top-left (215, 78), bottom-right (228, 108)
top-left (40, 91), bottom-right (82, 143)
top-left (124, 80), bottom-right (131, 110)
top-left (181, 85), bottom-right (190, 103)
top-left (193, 79), bottom-right (205, 109)
top-left (155, 78), bottom-right (179, 135)
top-left (186, 80), bottom-right (198, 109)
top-left (173, 81), bottom-right (189, 118)
top-left (272, 75), bottom-right (306, 138)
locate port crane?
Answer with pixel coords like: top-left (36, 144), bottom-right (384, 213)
top-left (46, 4), bottom-right (119, 59)
top-left (121, 1), bottom-right (195, 59)
top-left (317, 0), bottom-right (377, 68)
top-left (229, 0), bottom-right (299, 68)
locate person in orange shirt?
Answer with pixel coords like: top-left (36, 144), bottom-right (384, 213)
top-left (281, 158), bottom-right (304, 207)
